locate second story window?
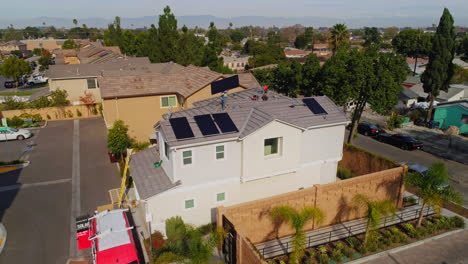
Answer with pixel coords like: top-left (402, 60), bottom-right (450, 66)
top-left (161, 95), bottom-right (177, 108)
top-left (264, 137), bottom-right (281, 156)
top-left (183, 150), bottom-right (192, 165)
top-left (87, 79), bottom-right (96, 89)
top-left (215, 145), bottom-right (225, 160)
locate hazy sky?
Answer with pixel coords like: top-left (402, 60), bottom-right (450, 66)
top-left (1, 0), bottom-right (468, 19)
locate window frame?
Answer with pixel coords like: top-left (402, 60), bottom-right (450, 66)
top-left (215, 192), bottom-right (227, 203)
top-left (87, 78), bottom-right (96, 89)
top-left (461, 114), bottom-right (468, 125)
top-left (184, 198), bottom-right (195, 210)
top-left (182, 149), bottom-right (193, 166)
top-left (160, 95), bottom-right (177, 108)
top-left (264, 137), bottom-right (282, 157)
top-left (215, 144), bottom-right (226, 161)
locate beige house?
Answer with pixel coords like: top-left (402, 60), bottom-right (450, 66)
top-left (21, 39), bottom-right (63, 51)
top-left (100, 67), bottom-right (260, 141)
top-left (221, 55), bottom-right (250, 72)
top-left (0, 41), bottom-right (27, 53)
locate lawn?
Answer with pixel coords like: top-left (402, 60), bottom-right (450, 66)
top-left (0, 90), bottom-right (40, 96)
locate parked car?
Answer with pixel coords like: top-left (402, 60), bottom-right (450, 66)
top-left (27, 76), bottom-right (48, 85)
top-left (357, 121), bottom-right (381, 136)
top-left (377, 133), bottom-right (423, 150)
top-left (4, 79), bottom-right (24, 88)
top-left (0, 127), bottom-right (33, 141)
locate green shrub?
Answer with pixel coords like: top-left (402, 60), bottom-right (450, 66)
top-left (345, 237), bottom-right (358, 249)
top-left (330, 249), bottom-right (343, 262)
top-left (7, 116), bottom-right (24, 127)
top-left (66, 110), bottom-right (73, 118)
top-left (337, 166), bottom-right (356, 180)
top-left (390, 228), bottom-right (408, 243)
top-left (387, 112), bottom-right (405, 130)
top-left (318, 245), bottom-right (327, 254)
top-left (46, 114), bottom-right (51, 120)
top-left (358, 245), bottom-right (367, 254)
top-left (424, 221), bottom-right (435, 234)
top-left (409, 108), bottom-right (426, 121)
top-left (98, 103), bottom-right (103, 116)
top-left (76, 109), bottom-right (82, 117)
top-left (131, 141), bottom-right (150, 152)
top-left (197, 223), bottom-right (215, 235)
top-left (402, 223), bottom-right (419, 238)
top-left (434, 217), bottom-right (451, 230)
top-left (92, 105), bottom-right (98, 115)
top-left (449, 216), bottom-right (466, 228)
top-left (342, 247), bottom-right (355, 259)
top-left (21, 123), bottom-right (30, 128)
top-left (319, 253), bottom-right (330, 264)
top-left (416, 226), bottom-right (427, 237)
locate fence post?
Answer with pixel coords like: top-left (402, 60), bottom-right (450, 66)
top-left (384, 216), bottom-right (387, 227)
top-left (308, 236), bottom-right (311, 248)
top-left (329, 231), bottom-right (332, 243)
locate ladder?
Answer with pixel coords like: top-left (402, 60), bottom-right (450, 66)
top-left (118, 150), bottom-right (132, 208)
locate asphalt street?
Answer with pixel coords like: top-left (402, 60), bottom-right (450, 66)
top-left (349, 132), bottom-right (468, 207)
top-left (0, 118), bottom-right (120, 263)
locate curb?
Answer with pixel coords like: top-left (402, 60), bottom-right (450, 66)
top-left (24, 120), bottom-right (48, 130)
top-left (345, 229), bottom-right (465, 264)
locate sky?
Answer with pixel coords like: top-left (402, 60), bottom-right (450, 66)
top-left (1, 0), bottom-right (468, 20)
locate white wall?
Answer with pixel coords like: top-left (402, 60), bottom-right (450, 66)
top-left (242, 121), bottom-right (302, 181)
top-left (172, 140), bottom-right (241, 186)
top-left (300, 125), bottom-right (345, 164)
top-left (145, 161), bottom-right (335, 234)
top-left (159, 132), bottom-right (174, 182)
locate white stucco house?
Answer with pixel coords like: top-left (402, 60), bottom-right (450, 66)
top-left (130, 88), bottom-right (349, 233)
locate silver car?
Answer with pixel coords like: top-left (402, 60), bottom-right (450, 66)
top-left (0, 127), bottom-right (32, 141)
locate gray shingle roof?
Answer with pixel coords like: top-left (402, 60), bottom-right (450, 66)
top-left (129, 146), bottom-right (180, 200)
top-left (157, 88), bottom-right (349, 147)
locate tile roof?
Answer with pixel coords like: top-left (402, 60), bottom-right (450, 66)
top-left (129, 146), bottom-right (180, 200)
top-left (158, 88), bottom-right (349, 147)
top-left (285, 49), bottom-right (312, 56)
top-left (406, 57), bottom-right (428, 64)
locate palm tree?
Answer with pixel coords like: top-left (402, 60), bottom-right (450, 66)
top-left (405, 161), bottom-right (462, 227)
top-left (271, 206), bottom-right (325, 264)
top-left (73, 19), bottom-right (78, 27)
top-left (329, 23), bottom-right (350, 56)
top-left (352, 194), bottom-right (396, 246)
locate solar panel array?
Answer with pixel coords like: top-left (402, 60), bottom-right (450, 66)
top-left (211, 75), bottom-right (240, 95)
top-left (303, 98), bottom-right (328, 115)
top-left (170, 113), bottom-right (238, 140)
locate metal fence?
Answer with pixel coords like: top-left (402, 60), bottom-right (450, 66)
top-left (257, 197), bottom-right (433, 259)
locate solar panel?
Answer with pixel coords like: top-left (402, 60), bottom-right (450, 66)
top-left (211, 75), bottom-right (240, 95)
top-left (194, 115), bottom-right (220, 136)
top-left (212, 113), bottom-right (238, 133)
top-left (169, 117), bottom-right (195, 140)
top-left (303, 98), bottom-right (328, 115)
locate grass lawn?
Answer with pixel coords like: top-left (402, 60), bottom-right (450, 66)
top-left (0, 90), bottom-right (40, 96)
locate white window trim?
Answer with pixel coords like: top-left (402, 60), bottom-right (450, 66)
top-left (160, 95), bottom-right (178, 109)
top-left (215, 191), bottom-right (227, 203)
top-left (215, 144), bottom-right (226, 161)
top-left (263, 137), bottom-right (283, 159)
top-left (184, 198), bottom-right (196, 210)
top-left (182, 149), bottom-right (194, 167)
top-left (87, 78), bottom-right (97, 89)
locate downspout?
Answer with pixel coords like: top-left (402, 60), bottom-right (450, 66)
top-left (240, 140), bottom-right (244, 182)
top-left (115, 97), bottom-right (119, 120)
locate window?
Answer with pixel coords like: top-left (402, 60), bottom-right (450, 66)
top-left (216, 192), bottom-right (225, 202)
top-left (164, 142), bottom-right (169, 159)
top-left (215, 145), bottom-right (225, 160)
top-left (183, 150), bottom-right (192, 165)
top-left (87, 79), bottom-right (96, 89)
top-left (462, 114), bottom-right (468, 125)
top-left (184, 199), bottom-right (194, 209)
top-left (264, 137), bottom-right (280, 156)
top-left (161, 96), bottom-right (177, 108)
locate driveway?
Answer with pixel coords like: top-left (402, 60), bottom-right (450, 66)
top-left (348, 132), bottom-right (468, 207)
top-left (0, 118), bottom-right (120, 263)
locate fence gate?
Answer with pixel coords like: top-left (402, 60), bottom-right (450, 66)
top-left (222, 215), bottom-right (237, 264)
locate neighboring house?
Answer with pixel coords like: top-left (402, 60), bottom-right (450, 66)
top-left (434, 100), bottom-right (468, 135)
top-left (21, 39), bottom-right (63, 51)
top-left (313, 43), bottom-right (330, 56)
top-left (62, 49), bottom-right (79, 64)
top-left (284, 49), bottom-right (312, 58)
top-left (396, 86), bottom-right (419, 109)
top-left (129, 87), bottom-right (349, 233)
top-left (0, 41), bottom-right (27, 53)
top-left (100, 65), bottom-right (258, 141)
top-left (402, 76), bottom-right (421, 88)
top-left (409, 83), bottom-right (468, 103)
top-left (453, 58), bottom-right (468, 69)
top-left (221, 55), bottom-right (250, 72)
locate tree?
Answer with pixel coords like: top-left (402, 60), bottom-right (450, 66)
top-left (392, 29), bottom-right (432, 75)
top-left (300, 53), bottom-right (321, 96)
top-left (317, 49), bottom-right (408, 144)
top-left (460, 35), bottom-right (468, 61)
top-left (2, 24), bottom-right (22, 41)
top-left (38, 49), bottom-right (51, 71)
top-left (230, 28), bottom-right (245, 43)
top-left (49, 89), bottom-right (70, 106)
top-left (107, 120), bottom-right (131, 156)
top-left (120, 30), bottom-right (136, 55)
top-left (252, 68), bottom-right (275, 87)
top-left (104, 16), bottom-right (123, 47)
top-left (271, 206), bottom-right (324, 264)
top-left (176, 25), bottom-right (204, 66)
top-left (155, 6), bottom-right (179, 62)
top-left (329, 24), bottom-right (350, 56)
top-left (73, 19), bottom-right (78, 27)
top-left (294, 27), bottom-right (314, 49)
top-left (24, 26), bottom-right (43, 39)
top-left (271, 62), bottom-right (301, 97)
top-left (405, 161), bottom-right (462, 227)
top-left (352, 194), bottom-right (396, 246)
top-left (363, 27), bottom-right (382, 48)
top-left (62, 39), bottom-right (79, 50)
top-left (422, 8), bottom-right (456, 123)
top-left (0, 56), bottom-right (31, 87)
top-left (383, 27), bottom-right (398, 41)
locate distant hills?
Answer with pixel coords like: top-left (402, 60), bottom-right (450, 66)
top-left (2, 15), bottom-right (468, 29)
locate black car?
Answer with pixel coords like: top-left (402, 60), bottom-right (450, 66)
top-left (357, 122), bottom-right (381, 136)
top-left (4, 81), bottom-right (15, 88)
top-left (377, 133), bottom-right (423, 150)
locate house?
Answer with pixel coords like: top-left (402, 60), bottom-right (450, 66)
top-left (54, 42), bottom-right (122, 65)
top-left (396, 86), bottom-right (420, 109)
top-left (434, 100), bottom-right (468, 135)
top-left (409, 83), bottom-right (468, 103)
top-left (284, 49), bottom-right (312, 58)
top-left (313, 43), bottom-right (330, 56)
top-left (129, 87), bottom-right (349, 233)
top-left (21, 39), bottom-right (64, 51)
top-left (453, 58), bottom-right (468, 69)
top-left (221, 55), bottom-right (250, 72)
top-left (0, 41), bottom-right (27, 53)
